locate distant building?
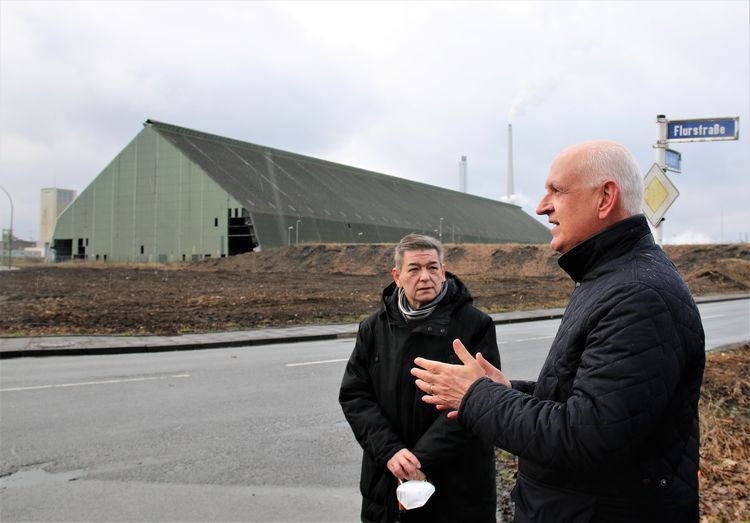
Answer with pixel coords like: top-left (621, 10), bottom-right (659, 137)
top-left (0, 231), bottom-right (38, 260)
top-left (40, 188), bottom-right (76, 252)
top-left (51, 119), bottom-right (550, 262)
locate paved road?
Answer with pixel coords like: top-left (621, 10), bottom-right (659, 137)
top-left (0, 299), bottom-right (747, 522)
top-left (1, 339), bottom-right (363, 522)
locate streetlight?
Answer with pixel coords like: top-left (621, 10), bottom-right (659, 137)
top-left (287, 225), bottom-right (294, 245)
top-left (0, 185), bottom-right (13, 269)
top-left (295, 219), bottom-right (301, 244)
top-left (439, 217), bottom-right (444, 242)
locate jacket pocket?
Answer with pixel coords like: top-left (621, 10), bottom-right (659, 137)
top-left (513, 472), bottom-right (596, 523)
top-left (360, 456), bottom-right (395, 514)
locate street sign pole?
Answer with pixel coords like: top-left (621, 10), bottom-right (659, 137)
top-left (653, 115), bottom-right (668, 245)
top-left (648, 114), bottom-right (739, 246)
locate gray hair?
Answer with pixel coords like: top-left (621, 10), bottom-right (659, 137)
top-left (576, 140), bottom-right (644, 216)
top-left (394, 234), bottom-right (444, 269)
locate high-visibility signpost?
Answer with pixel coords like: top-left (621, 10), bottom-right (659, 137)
top-left (649, 115), bottom-right (740, 245)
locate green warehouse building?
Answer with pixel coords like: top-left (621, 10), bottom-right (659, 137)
top-left (52, 119), bottom-right (550, 262)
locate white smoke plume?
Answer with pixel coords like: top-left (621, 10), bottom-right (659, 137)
top-left (508, 66), bottom-right (563, 121)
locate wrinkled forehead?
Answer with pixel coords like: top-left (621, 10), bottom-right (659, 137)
top-left (401, 249), bottom-right (442, 266)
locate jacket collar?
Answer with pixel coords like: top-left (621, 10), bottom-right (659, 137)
top-left (557, 214), bottom-right (654, 283)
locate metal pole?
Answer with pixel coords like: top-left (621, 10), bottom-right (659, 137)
top-left (654, 115), bottom-right (668, 246)
top-left (288, 226), bottom-right (293, 246)
top-left (295, 220), bottom-right (301, 244)
top-left (0, 185), bottom-right (12, 269)
top-left (439, 217), bottom-right (443, 242)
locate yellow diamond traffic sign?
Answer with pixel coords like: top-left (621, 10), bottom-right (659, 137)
top-left (642, 163), bottom-right (679, 227)
top-left (645, 178), bottom-right (668, 212)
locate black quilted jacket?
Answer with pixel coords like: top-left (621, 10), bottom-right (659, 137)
top-left (459, 215), bottom-right (705, 523)
top-left (340, 274), bottom-right (500, 522)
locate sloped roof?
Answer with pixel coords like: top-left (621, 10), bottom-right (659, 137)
top-left (146, 119), bottom-right (551, 244)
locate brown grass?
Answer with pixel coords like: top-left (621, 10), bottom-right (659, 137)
top-left (699, 343), bottom-right (750, 522)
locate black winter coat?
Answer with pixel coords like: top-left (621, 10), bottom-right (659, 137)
top-left (459, 216), bottom-right (705, 523)
top-left (340, 274), bottom-right (500, 522)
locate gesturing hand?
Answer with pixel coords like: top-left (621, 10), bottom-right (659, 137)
top-left (412, 339), bottom-right (510, 417)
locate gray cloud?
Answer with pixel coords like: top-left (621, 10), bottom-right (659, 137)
top-left (1, 0), bottom-right (747, 244)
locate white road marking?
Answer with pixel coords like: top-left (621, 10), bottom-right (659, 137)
top-left (285, 358), bottom-right (348, 367)
top-left (498, 336), bottom-right (554, 345)
top-left (0, 374), bottom-right (191, 392)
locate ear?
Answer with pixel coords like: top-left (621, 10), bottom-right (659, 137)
top-left (597, 180), bottom-right (620, 220)
top-left (441, 263), bottom-right (447, 278)
top-left (391, 267), bottom-right (402, 287)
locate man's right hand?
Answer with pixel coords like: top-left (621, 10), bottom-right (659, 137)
top-left (387, 448), bottom-right (426, 481)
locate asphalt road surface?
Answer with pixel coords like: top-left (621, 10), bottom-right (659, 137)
top-left (1, 299), bottom-right (747, 522)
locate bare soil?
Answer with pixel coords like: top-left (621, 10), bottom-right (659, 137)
top-left (1, 243), bottom-right (748, 336)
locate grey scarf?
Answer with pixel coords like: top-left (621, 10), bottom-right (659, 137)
top-left (397, 279), bottom-right (450, 321)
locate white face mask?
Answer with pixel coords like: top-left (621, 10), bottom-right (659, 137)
top-left (396, 480), bottom-right (436, 510)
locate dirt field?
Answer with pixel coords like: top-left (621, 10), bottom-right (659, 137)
top-left (1, 242), bottom-right (748, 336)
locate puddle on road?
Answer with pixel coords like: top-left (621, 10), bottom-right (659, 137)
top-left (0, 468), bottom-right (84, 488)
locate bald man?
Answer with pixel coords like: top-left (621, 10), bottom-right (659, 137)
top-left (413, 141), bottom-right (705, 522)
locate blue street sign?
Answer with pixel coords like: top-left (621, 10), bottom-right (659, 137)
top-left (667, 117), bottom-right (739, 142)
top-left (665, 149), bottom-right (681, 172)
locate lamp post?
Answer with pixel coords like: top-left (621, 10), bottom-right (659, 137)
top-left (439, 217), bottom-right (443, 242)
top-left (295, 219), bottom-right (301, 244)
top-left (288, 225), bottom-right (294, 246)
top-left (0, 185), bottom-right (12, 269)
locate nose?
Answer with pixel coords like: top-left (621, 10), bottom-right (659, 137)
top-left (536, 194), bottom-right (552, 216)
top-left (418, 267), bottom-right (431, 281)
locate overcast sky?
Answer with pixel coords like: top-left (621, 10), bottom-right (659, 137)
top-left (1, 0), bottom-right (748, 245)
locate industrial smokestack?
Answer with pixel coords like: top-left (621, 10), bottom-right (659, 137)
top-left (459, 155), bottom-right (467, 193)
top-left (506, 124), bottom-right (514, 198)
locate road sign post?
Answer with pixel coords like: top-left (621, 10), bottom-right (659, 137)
top-left (649, 114), bottom-right (740, 245)
top-left (652, 115), bottom-right (669, 244)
